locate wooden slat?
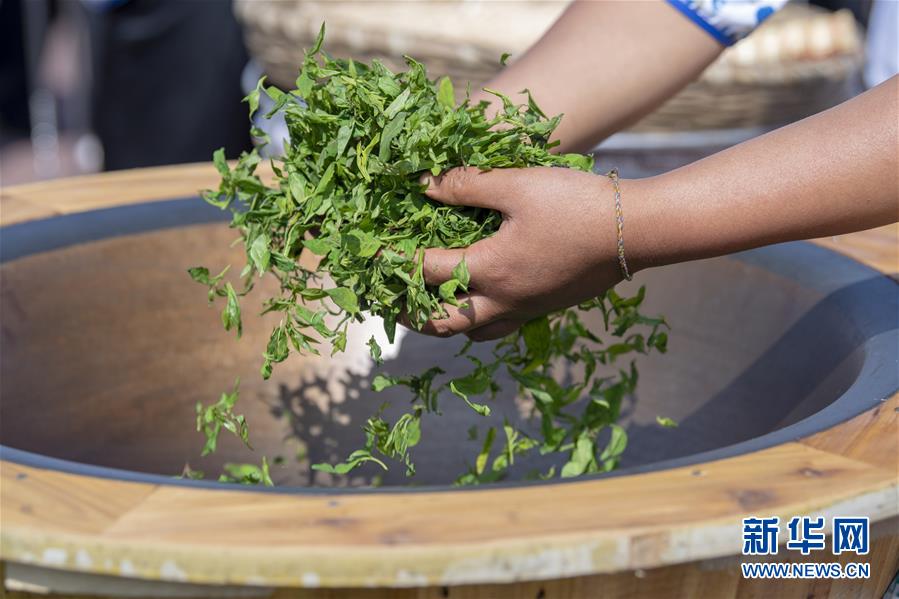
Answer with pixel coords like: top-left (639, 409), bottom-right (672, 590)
top-left (801, 396), bottom-right (898, 471)
top-left (0, 462), bottom-right (157, 535)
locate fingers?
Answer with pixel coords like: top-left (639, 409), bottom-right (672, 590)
top-left (421, 166), bottom-right (517, 213)
top-left (421, 247), bottom-right (466, 287)
top-left (410, 294), bottom-right (504, 338)
top-left (421, 236), bottom-right (497, 287)
top-left (465, 319), bottom-right (523, 342)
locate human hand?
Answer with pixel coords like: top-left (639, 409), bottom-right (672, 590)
top-left (415, 166), bottom-right (625, 341)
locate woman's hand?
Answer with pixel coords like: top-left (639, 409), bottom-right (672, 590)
top-left (416, 166), bottom-right (624, 341)
top-left (407, 78), bottom-right (899, 344)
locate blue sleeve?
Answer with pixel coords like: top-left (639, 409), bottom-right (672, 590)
top-left (666, 0), bottom-right (788, 46)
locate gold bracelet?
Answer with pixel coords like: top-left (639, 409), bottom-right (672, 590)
top-left (606, 168), bottom-right (633, 281)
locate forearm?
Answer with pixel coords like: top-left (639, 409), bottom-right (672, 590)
top-left (477, 0), bottom-right (722, 152)
top-left (626, 77), bottom-right (899, 271)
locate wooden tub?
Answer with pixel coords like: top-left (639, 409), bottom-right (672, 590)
top-left (1, 164), bottom-right (896, 598)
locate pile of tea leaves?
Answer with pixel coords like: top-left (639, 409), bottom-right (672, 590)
top-left (188, 25), bottom-right (668, 486)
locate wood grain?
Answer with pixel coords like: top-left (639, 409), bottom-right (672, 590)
top-left (0, 162), bottom-right (274, 224)
top-left (1, 164), bottom-right (897, 597)
top-left (801, 398), bottom-right (899, 471)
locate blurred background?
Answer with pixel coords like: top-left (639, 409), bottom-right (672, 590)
top-left (1, 0), bottom-right (895, 186)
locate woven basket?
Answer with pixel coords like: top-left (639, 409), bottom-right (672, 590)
top-left (234, 1), bottom-right (863, 132)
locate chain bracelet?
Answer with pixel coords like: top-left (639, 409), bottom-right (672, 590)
top-left (606, 168), bottom-right (632, 281)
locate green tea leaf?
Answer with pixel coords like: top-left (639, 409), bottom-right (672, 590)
top-left (384, 88), bottom-right (410, 119)
top-left (437, 76), bottom-right (455, 109)
top-left (378, 112), bottom-right (406, 162)
top-left (345, 229), bottom-right (381, 258)
top-left (522, 316), bottom-right (551, 363)
top-left (221, 283), bottom-right (242, 337)
top-left (561, 434), bottom-right (595, 478)
top-left (371, 374), bottom-right (396, 392)
top-left (561, 153), bottom-right (594, 171)
top-left (248, 233), bottom-right (271, 274)
top-left (219, 457), bottom-right (274, 486)
top-left (195, 379), bottom-right (250, 457)
top-left (336, 123), bottom-right (353, 158)
top-left (288, 172), bottom-right (306, 204)
top-left (449, 375), bottom-right (491, 416)
top-left (303, 237), bottom-right (334, 256)
top-left (243, 76), bottom-right (267, 120)
top-left (213, 148), bottom-right (229, 177)
top-left (599, 424), bottom-right (628, 471)
top-left (326, 287), bottom-right (359, 314)
top-left (476, 426), bottom-right (495, 475)
top-left (309, 22), bottom-right (326, 55)
top-left (451, 257), bottom-right (470, 289)
top-left (656, 416), bottom-right (678, 428)
top-left (368, 336), bottom-right (384, 365)
top-left (438, 279), bottom-right (460, 304)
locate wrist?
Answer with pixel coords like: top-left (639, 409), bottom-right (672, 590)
top-left (616, 175), bottom-right (673, 274)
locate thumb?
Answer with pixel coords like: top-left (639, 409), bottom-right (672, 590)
top-left (421, 166), bottom-right (516, 213)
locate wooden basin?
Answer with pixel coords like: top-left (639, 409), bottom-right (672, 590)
top-left (1, 164), bottom-right (896, 598)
